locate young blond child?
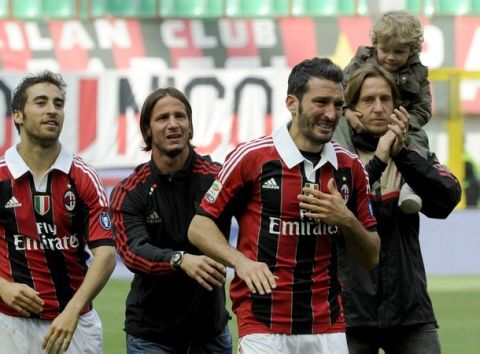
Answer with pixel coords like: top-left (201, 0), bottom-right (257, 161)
top-left (343, 10), bottom-right (431, 213)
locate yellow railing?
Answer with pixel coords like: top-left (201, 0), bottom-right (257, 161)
top-left (429, 68), bottom-right (480, 208)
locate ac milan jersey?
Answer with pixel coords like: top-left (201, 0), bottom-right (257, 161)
top-left (199, 124), bottom-right (376, 337)
top-left (0, 145), bottom-right (114, 320)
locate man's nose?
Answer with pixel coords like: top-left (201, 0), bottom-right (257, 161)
top-left (324, 103), bottom-right (337, 119)
top-left (47, 101), bottom-right (58, 114)
top-left (166, 115), bottom-right (180, 127)
top-left (373, 98), bottom-right (384, 111)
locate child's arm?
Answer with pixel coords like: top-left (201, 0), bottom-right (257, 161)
top-left (407, 75), bottom-right (432, 130)
top-left (344, 108), bottom-right (366, 133)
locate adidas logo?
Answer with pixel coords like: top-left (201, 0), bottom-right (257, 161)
top-left (5, 196), bottom-right (22, 209)
top-left (146, 211), bottom-right (161, 224)
top-left (262, 178), bottom-right (279, 190)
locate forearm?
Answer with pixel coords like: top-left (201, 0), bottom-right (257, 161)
top-left (365, 155), bottom-right (388, 185)
top-left (112, 211), bottom-right (175, 274)
top-left (63, 246), bottom-right (116, 315)
top-left (188, 215), bottom-right (246, 269)
top-left (394, 150), bottom-right (461, 217)
top-left (339, 213), bottom-right (380, 270)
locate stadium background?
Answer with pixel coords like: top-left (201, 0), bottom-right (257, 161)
top-left (0, 1), bottom-right (479, 353)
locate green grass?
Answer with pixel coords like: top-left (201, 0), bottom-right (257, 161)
top-left (95, 275), bottom-right (480, 354)
top-left (429, 275), bottom-right (480, 354)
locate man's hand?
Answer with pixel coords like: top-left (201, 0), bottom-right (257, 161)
top-left (234, 256), bottom-right (277, 295)
top-left (376, 130), bottom-right (396, 162)
top-left (42, 307), bottom-right (79, 354)
top-left (298, 178), bottom-right (353, 227)
top-left (180, 254), bottom-right (227, 291)
top-left (387, 106), bottom-right (409, 156)
top-left (0, 279), bottom-right (43, 316)
top-left (345, 108), bottom-right (366, 133)
top-left (376, 106), bottom-right (409, 161)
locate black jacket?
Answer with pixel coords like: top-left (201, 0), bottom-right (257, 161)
top-left (333, 120), bottom-right (461, 327)
top-left (110, 149), bottom-right (230, 344)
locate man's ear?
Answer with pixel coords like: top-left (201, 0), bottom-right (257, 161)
top-left (286, 94), bottom-right (298, 114)
top-left (12, 110), bottom-right (23, 125)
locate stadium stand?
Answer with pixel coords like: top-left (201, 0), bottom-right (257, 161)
top-left (1, 0), bottom-right (479, 19)
top-left (225, 0), bottom-right (289, 17)
top-left (160, 0), bottom-right (223, 18)
top-left (436, 0), bottom-right (472, 15)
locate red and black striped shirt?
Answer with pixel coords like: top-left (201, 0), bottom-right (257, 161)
top-left (0, 145), bottom-right (114, 319)
top-left (199, 124), bottom-right (376, 337)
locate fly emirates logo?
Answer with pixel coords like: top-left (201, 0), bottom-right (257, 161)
top-left (268, 217), bottom-right (338, 236)
top-left (13, 222), bottom-right (80, 251)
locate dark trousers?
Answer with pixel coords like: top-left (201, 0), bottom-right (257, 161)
top-left (347, 324), bottom-right (441, 354)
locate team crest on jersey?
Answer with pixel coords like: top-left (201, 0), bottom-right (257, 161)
top-left (99, 211), bottom-right (112, 230)
top-left (205, 179), bottom-right (223, 203)
top-left (34, 195), bottom-right (51, 216)
top-left (63, 190), bottom-right (76, 211)
top-left (340, 183), bottom-right (350, 203)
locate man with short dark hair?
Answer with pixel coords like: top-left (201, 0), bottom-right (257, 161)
top-left (0, 71), bottom-right (116, 354)
top-left (188, 58), bottom-right (380, 354)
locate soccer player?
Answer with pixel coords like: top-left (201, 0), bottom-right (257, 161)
top-left (109, 87), bottom-right (232, 353)
top-left (333, 63), bottom-right (461, 353)
top-left (0, 71), bottom-right (116, 354)
top-left (188, 58), bottom-right (380, 354)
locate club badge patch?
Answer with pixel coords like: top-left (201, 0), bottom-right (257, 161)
top-left (340, 183), bottom-right (350, 203)
top-left (63, 190), bottom-right (76, 211)
top-left (34, 195), bottom-right (51, 216)
top-left (205, 180), bottom-right (223, 203)
top-left (99, 211), bottom-right (112, 230)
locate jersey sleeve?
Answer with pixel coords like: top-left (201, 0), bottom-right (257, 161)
top-left (198, 145), bottom-right (252, 221)
top-left (109, 181), bottom-right (174, 275)
top-left (72, 157), bottom-right (114, 248)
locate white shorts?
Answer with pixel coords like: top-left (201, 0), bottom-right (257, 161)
top-left (238, 332), bottom-right (348, 354)
top-left (0, 309), bottom-right (103, 354)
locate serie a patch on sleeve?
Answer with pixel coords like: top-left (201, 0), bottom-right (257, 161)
top-left (99, 211), bottom-right (112, 230)
top-left (205, 179), bottom-right (223, 203)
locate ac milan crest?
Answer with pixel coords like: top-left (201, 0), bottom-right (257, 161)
top-left (63, 190), bottom-right (76, 211)
top-left (340, 183), bottom-right (350, 203)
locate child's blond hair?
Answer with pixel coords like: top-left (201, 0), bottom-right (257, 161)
top-left (371, 10), bottom-right (424, 54)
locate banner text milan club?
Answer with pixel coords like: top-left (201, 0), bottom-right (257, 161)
top-left (0, 17), bottom-right (479, 169)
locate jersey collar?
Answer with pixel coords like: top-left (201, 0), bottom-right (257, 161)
top-left (272, 122), bottom-right (338, 170)
top-left (5, 143), bottom-right (73, 179)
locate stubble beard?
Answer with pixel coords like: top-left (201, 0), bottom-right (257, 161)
top-left (298, 107), bottom-right (335, 145)
top-left (25, 129), bottom-right (60, 149)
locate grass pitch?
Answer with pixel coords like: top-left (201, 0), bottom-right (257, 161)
top-left (95, 275), bottom-right (480, 354)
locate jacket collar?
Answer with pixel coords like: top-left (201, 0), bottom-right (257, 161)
top-left (150, 147), bottom-right (195, 180)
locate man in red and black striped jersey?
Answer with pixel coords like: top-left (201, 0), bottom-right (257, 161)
top-left (0, 71), bottom-right (116, 354)
top-left (188, 58), bottom-right (381, 354)
top-left (334, 64), bottom-right (461, 353)
top-left (109, 87), bottom-right (232, 353)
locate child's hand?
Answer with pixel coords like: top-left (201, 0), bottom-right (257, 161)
top-left (345, 108), bottom-right (366, 133)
